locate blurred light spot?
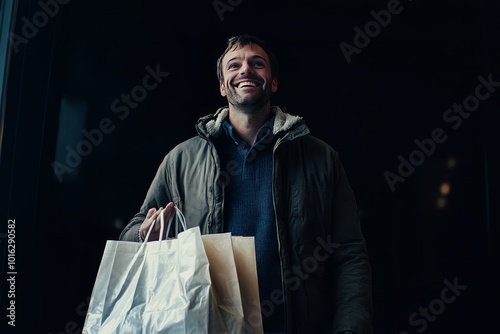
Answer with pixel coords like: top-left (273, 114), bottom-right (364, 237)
top-left (440, 182), bottom-right (450, 196)
top-left (436, 197), bottom-right (446, 209)
top-left (113, 218), bottom-right (125, 230)
top-left (447, 157), bottom-right (456, 169)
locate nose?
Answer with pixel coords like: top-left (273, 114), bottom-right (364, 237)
top-left (239, 61), bottom-right (254, 75)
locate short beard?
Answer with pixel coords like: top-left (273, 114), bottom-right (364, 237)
top-left (225, 84), bottom-right (272, 114)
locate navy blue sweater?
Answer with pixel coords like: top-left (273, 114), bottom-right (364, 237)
top-left (218, 119), bottom-right (285, 333)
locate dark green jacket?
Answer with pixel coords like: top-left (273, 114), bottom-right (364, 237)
top-left (120, 106), bottom-right (373, 334)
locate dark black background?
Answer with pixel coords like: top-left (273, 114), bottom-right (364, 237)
top-left (1, 0), bottom-right (499, 333)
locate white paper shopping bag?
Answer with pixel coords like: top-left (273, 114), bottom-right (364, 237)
top-left (83, 207), bottom-right (212, 333)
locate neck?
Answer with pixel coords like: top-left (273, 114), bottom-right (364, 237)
top-left (228, 103), bottom-right (271, 145)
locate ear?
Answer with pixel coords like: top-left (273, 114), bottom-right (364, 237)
top-left (271, 77), bottom-right (278, 93)
top-left (219, 80), bottom-right (227, 97)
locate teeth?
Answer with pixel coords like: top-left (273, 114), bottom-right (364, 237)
top-left (238, 81), bottom-right (257, 87)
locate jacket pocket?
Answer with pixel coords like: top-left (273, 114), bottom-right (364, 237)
top-left (290, 184), bottom-right (331, 241)
top-left (290, 184), bottom-right (328, 218)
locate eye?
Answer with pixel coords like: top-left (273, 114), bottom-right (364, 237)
top-left (228, 63), bottom-right (239, 70)
top-left (252, 61), bottom-right (264, 68)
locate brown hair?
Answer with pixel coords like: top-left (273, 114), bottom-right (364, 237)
top-left (216, 34), bottom-right (278, 81)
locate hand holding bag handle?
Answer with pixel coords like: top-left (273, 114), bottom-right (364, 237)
top-left (143, 205), bottom-right (188, 244)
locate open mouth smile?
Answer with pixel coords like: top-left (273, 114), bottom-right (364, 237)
top-left (234, 80), bottom-right (261, 88)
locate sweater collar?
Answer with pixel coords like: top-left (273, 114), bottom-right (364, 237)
top-left (222, 118), bottom-right (272, 147)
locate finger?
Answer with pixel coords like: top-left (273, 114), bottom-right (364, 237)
top-left (140, 208), bottom-right (157, 241)
top-left (160, 204), bottom-right (175, 239)
top-left (163, 202), bottom-right (176, 220)
top-left (146, 208), bottom-right (157, 219)
top-left (152, 207), bottom-right (163, 218)
top-left (151, 207), bottom-right (164, 228)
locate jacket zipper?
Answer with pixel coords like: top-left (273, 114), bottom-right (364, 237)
top-left (272, 126), bottom-right (309, 332)
top-left (198, 133), bottom-right (219, 233)
top-left (272, 136), bottom-right (288, 332)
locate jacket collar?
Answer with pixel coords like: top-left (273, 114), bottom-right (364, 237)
top-left (197, 106), bottom-right (309, 139)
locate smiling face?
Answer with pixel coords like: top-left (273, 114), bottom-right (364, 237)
top-left (219, 43), bottom-right (278, 113)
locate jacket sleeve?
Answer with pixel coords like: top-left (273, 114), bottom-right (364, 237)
top-left (329, 152), bottom-right (373, 334)
top-left (119, 155), bottom-right (173, 241)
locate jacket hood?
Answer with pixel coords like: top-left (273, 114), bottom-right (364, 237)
top-left (196, 106), bottom-right (309, 138)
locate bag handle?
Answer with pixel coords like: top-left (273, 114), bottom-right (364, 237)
top-left (166, 206), bottom-right (187, 238)
top-left (143, 205), bottom-right (188, 242)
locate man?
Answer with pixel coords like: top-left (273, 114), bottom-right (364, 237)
top-left (119, 34), bottom-right (373, 333)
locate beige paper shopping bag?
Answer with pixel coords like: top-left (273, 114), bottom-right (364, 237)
top-left (202, 234), bottom-right (264, 334)
top-left (232, 236), bottom-right (263, 334)
top-left (202, 233), bottom-right (244, 333)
